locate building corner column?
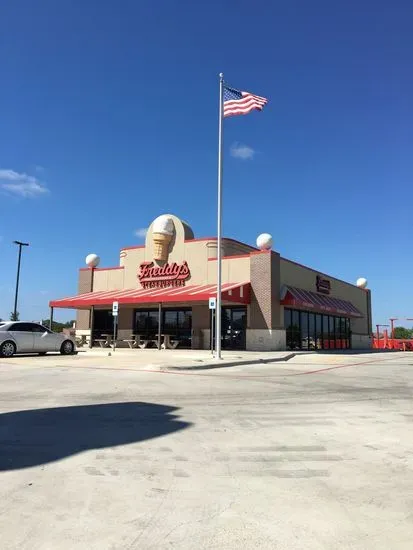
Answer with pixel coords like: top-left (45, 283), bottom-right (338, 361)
top-left (248, 250), bottom-right (282, 351)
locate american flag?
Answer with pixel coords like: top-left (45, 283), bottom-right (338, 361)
top-left (223, 85), bottom-right (268, 118)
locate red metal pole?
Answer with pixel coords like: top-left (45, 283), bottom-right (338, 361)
top-left (375, 324), bottom-right (389, 349)
top-left (389, 318), bottom-right (398, 349)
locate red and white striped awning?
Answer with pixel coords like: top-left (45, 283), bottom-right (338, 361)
top-left (50, 282), bottom-right (250, 309)
top-left (280, 285), bottom-right (362, 318)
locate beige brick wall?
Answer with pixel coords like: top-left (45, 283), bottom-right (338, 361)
top-left (207, 256), bottom-right (251, 285)
top-left (76, 310), bottom-right (90, 331)
top-left (206, 239), bottom-right (256, 260)
top-left (93, 268), bottom-right (124, 290)
top-left (192, 305), bottom-right (210, 349)
top-left (76, 269), bottom-right (93, 330)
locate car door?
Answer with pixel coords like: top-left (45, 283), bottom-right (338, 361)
top-left (32, 324), bottom-right (59, 352)
top-left (9, 323), bottom-right (35, 353)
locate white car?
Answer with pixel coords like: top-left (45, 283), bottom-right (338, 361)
top-left (0, 321), bottom-right (75, 357)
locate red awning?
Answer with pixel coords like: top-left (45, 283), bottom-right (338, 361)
top-left (50, 282), bottom-right (250, 309)
top-left (280, 285), bottom-right (362, 318)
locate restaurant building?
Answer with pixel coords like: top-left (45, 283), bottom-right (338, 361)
top-left (50, 214), bottom-right (372, 351)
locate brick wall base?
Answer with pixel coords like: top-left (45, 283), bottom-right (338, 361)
top-left (246, 329), bottom-right (286, 351)
top-left (351, 334), bottom-right (372, 349)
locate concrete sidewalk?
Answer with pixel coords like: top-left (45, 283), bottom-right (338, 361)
top-left (2, 347), bottom-right (398, 372)
top-left (77, 347), bottom-right (394, 366)
top-left (78, 348), bottom-right (298, 370)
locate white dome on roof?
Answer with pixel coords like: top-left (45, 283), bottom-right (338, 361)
top-left (85, 254), bottom-right (100, 268)
top-left (356, 277), bottom-right (368, 289)
top-left (256, 233), bottom-right (273, 250)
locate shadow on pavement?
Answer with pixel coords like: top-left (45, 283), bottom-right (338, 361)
top-left (0, 402), bottom-right (191, 471)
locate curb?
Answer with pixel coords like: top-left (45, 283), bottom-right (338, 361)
top-left (162, 353), bottom-right (297, 371)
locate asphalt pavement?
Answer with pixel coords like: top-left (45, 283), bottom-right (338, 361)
top-left (1, 351), bottom-right (412, 549)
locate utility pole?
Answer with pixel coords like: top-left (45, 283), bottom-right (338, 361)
top-left (13, 241), bottom-right (29, 321)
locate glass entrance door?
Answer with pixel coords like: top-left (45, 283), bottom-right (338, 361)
top-left (221, 307), bottom-right (247, 350)
top-left (93, 310), bottom-right (113, 340)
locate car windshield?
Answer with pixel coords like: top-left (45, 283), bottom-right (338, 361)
top-left (0, 323), bottom-right (10, 331)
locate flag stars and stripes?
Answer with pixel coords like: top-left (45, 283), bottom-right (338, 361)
top-left (223, 85), bottom-right (268, 118)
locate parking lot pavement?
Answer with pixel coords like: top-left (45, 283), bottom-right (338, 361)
top-left (0, 348), bottom-right (395, 372)
top-left (0, 348), bottom-right (297, 371)
top-left (1, 352), bottom-right (413, 549)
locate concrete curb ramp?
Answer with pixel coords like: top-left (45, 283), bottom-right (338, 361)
top-left (163, 352), bottom-right (297, 371)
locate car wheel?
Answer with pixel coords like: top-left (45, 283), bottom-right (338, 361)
top-left (60, 340), bottom-right (74, 355)
top-left (0, 341), bottom-right (16, 358)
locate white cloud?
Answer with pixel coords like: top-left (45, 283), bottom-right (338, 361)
top-left (39, 290), bottom-right (49, 295)
top-left (0, 169), bottom-right (49, 198)
top-left (134, 228), bottom-right (147, 239)
top-left (230, 142), bottom-right (255, 160)
top-left (34, 165), bottom-right (45, 173)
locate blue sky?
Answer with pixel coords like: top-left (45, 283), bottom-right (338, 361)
top-left (0, 0), bottom-right (412, 327)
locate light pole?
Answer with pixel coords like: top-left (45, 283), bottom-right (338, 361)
top-left (13, 241), bottom-right (29, 321)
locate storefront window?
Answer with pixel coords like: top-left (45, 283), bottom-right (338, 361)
top-left (345, 318), bottom-right (351, 348)
top-left (178, 310), bottom-right (192, 330)
top-left (300, 311), bottom-right (309, 350)
top-left (284, 309), bottom-right (292, 331)
top-left (308, 313), bottom-right (316, 350)
top-left (163, 310), bottom-right (177, 332)
top-left (134, 309), bottom-right (192, 347)
top-left (285, 309), bottom-right (351, 351)
top-left (286, 309), bottom-right (300, 350)
top-left (147, 311), bottom-right (159, 336)
top-left (339, 318), bottom-right (346, 349)
top-left (315, 314), bottom-right (322, 350)
top-left (135, 311), bottom-right (149, 333)
top-left (292, 310), bottom-right (300, 332)
top-left (329, 316), bottom-right (335, 349)
top-left (335, 317), bottom-right (342, 348)
top-left (322, 315), bottom-right (330, 349)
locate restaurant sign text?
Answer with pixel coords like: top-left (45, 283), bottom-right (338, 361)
top-left (138, 261), bottom-right (190, 289)
top-left (316, 275), bottom-right (331, 295)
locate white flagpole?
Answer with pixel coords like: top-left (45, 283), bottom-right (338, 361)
top-left (215, 72), bottom-right (224, 359)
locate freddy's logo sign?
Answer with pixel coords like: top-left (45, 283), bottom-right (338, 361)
top-left (138, 261), bottom-right (190, 289)
top-left (316, 275), bottom-right (331, 295)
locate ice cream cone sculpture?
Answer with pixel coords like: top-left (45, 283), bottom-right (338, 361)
top-left (152, 215), bottom-right (175, 261)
